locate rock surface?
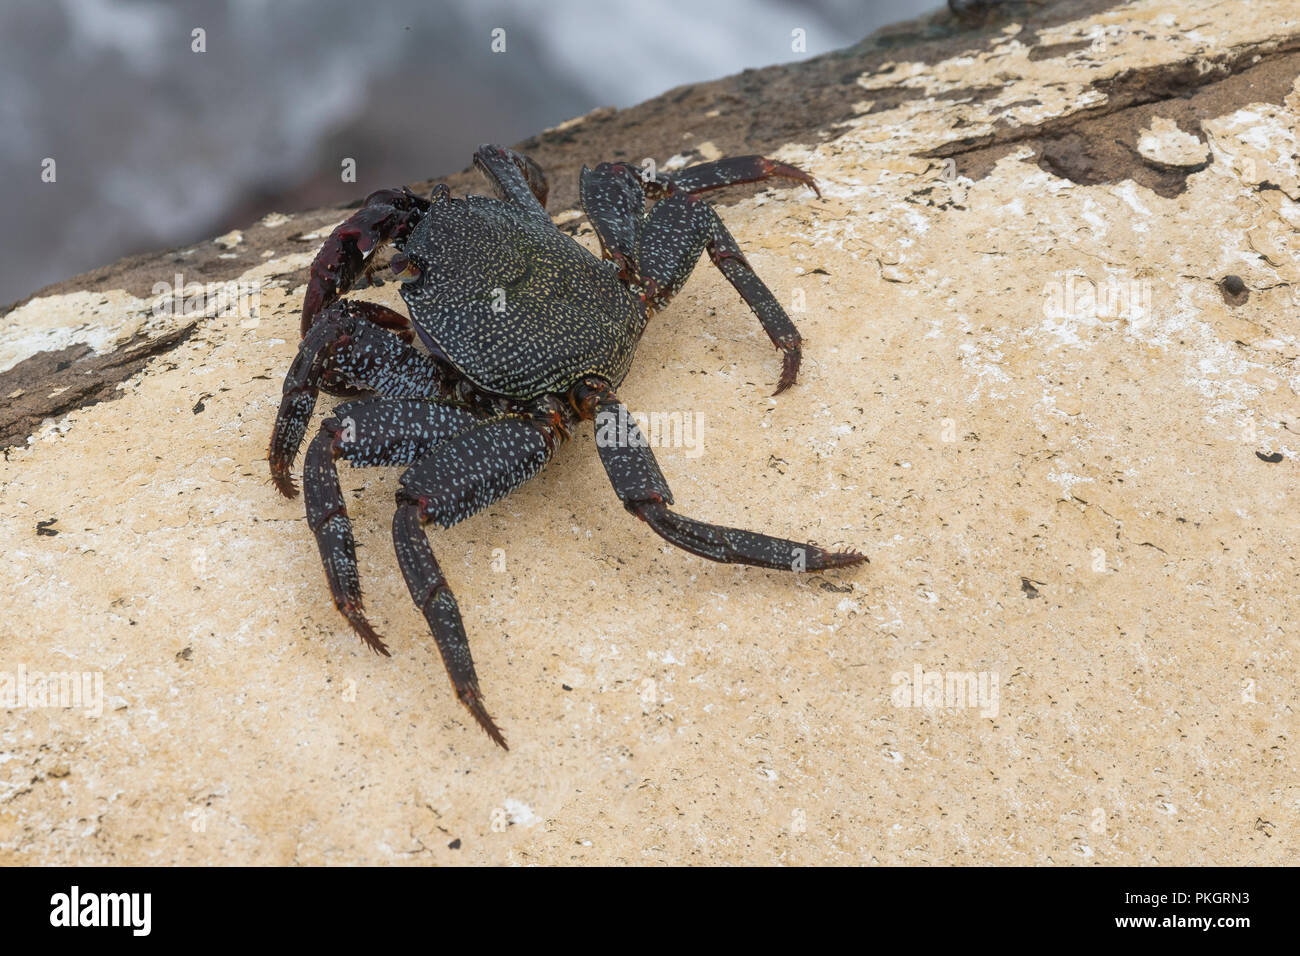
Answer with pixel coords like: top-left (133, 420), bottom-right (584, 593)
top-left (1136, 116), bottom-right (1211, 169)
top-left (1, 0), bottom-right (1298, 864)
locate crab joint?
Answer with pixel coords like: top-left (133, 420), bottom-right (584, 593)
top-left (568, 377), bottom-right (612, 421)
top-left (389, 253), bottom-right (421, 282)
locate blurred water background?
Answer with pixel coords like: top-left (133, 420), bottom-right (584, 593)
top-left (3, 0), bottom-right (941, 306)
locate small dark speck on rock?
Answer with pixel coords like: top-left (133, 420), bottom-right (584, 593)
top-left (1218, 275), bottom-right (1249, 306)
top-left (1020, 577), bottom-right (1042, 599)
top-left (176, 646), bottom-right (193, 661)
top-left (820, 580), bottom-right (853, 593)
top-left (1255, 451), bottom-right (1283, 463)
top-left (36, 518), bottom-right (59, 536)
top-left (562, 684), bottom-right (573, 691)
top-left (448, 838), bottom-right (461, 849)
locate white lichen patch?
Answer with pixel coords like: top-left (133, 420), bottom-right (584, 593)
top-left (0, 290), bottom-right (153, 373)
top-left (1047, 468), bottom-right (1095, 500)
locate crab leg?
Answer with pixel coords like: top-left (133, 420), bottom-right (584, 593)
top-left (473, 143), bottom-right (550, 216)
top-left (301, 398), bottom-right (480, 656)
top-left (705, 208), bottom-right (804, 394)
top-left (270, 300), bottom-right (445, 498)
top-left (664, 155), bottom-right (820, 199)
top-left (578, 162), bottom-right (647, 280)
top-left (638, 193), bottom-right (804, 394)
top-left (302, 187), bottom-right (430, 333)
top-left (587, 391), bottom-right (865, 570)
top-left (393, 417), bottom-right (559, 749)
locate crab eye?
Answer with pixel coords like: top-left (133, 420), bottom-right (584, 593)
top-left (390, 253), bottom-right (421, 282)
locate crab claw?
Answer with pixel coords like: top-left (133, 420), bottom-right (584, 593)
top-left (270, 300), bottom-right (419, 498)
top-left (301, 188), bottom-right (429, 335)
top-left (757, 158), bottom-right (822, 199)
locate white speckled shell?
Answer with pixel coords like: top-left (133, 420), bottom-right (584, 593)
top-left (400, 196), bottom-right (644, 398)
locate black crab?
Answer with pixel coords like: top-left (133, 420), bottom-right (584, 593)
top-left (268, 144), bottom-right (865, 748)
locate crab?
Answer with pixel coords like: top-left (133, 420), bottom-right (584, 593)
top-left (269, 144), bottom-right (866, 748)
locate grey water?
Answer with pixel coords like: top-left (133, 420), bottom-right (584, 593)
top-left (2, 0), bottom-right (942, 306)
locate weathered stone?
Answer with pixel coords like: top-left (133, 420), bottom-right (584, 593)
top-left (1136, 116), bottom-right (1211, 169)
top-left (1, 0), bottom-right (1297, 864)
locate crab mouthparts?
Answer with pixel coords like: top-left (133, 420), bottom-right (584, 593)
top-left (389, 253), bottom-right (421, 282)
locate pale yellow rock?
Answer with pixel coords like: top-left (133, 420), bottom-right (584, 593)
top-left (1, 0), bottom-right (1298, 866)
top-left (1137, 117), bottom-right (1210, 168)
top-left (213, 229), bottom-right (244, 249)
top-left (0, 290), bottom-right (154, 374)
top-left (694, 140), bottom-right (723, 162)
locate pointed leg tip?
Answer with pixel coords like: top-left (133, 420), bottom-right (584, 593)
top-left (477, 711), bottom-right (510, 751)
top-left (357, 629), bottom-right (390, 658)
top-left (270, 467), bottom-right (300, 499)
top-left (459, 688), bottom-right (509, 750)
top-left (773, 347), bottom-right (801, 395)
top-left (341, 603), bottom-right (390, 656)
top-left (764, 158), bottom-right (821, 199)
top-left (814, 548), bottom-right (869, 570)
